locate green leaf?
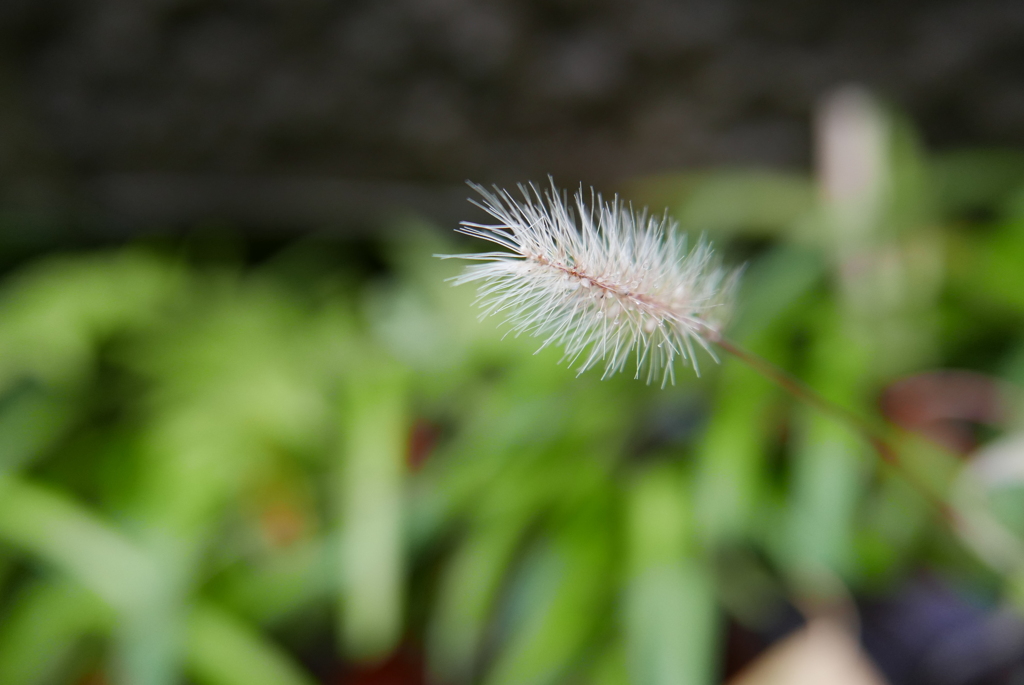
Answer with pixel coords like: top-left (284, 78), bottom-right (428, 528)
top-left (0, 475), bottom-right (157, 610)
top-left (212, 539), bottom-right (332, 625)
top-left (693, 360), bottom-right (776, 544)
top-left (727, 243), bottom-right (824, 344)
top-left (336, 353), bottom-right (409, 661)
top-left (0, 579), bottom-right (110, 685)
top-left (629, 171), bottom-right (816, 237)
top-left (930, 149), bottom-right (1024, 217)
top-left (485, 504), bottom-right (613, 685)
top-left (625, 466), bottom-right (716, 685)
top-left (782, 312), bottom-right (871, 585)
top-left (428, 515), bottom-right (529, 683)
top-left (0, 251), bottom-right (178, 388)
top-left (186, 603), bottom-right (316, 685)
top-left (0, 382), bottom-right (74, 476)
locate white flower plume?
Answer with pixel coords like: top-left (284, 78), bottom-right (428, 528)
top-left (440, 179), bottom-right (740, 385)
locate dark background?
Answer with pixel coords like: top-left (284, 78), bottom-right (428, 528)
top-left (1, 0), bottom-right (1023, 235)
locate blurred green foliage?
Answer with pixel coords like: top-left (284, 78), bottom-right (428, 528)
top-left (2, 106), bottom-right (1024, 685)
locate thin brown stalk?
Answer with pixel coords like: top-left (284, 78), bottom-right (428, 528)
top-left (700, 325), bottom-right (967, 532)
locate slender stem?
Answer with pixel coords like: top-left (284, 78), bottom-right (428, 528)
top-left (699, 325), bottom-right (956, 523)
top-left (711, 335), bottom-right (895, 462)
top-left (700, 326), bottom-right (1024, 583)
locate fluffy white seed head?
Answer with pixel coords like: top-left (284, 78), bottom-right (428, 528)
top-left (440, 179), bottom-right (740, 386)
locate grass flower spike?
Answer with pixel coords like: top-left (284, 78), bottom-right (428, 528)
top-left (441, 179), bottom-right (740, 385)
top-left (440, 179), bottom-right (1018, 582)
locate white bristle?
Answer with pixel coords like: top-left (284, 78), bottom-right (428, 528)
top-left (438, 179), bottom-right (740, 386)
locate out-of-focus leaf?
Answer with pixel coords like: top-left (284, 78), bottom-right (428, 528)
top-left (336, 353), bottom-right (408, 661)
top-left (588, 641), bottom-right (629, 685)
top-left (891, 432), bottom-right (962, 506)
top-left (425, 382), bottom-right (626, 682)
top-left (411, 373), bottom-right (628, 547)
top-left (428, 516), bottom-right (526, 683)
top-left (113, 573), bottom-right (189, 685)
top-left (884, 112), bottom-right (936, 237)
top-left (694, 360), bottom-right (776, 544)
top-left (0, 475), bottom-right (180, 685)
top-left (369, 227), bottom-right (490, 383)
top-left (784, 314), bottom-right (870, 585)
top-left (785, 410), bottom-right (866, 583)
top-left (931, 149), bottom-right (1024, 217)
top-left (0, 382), bottom-right (74, 475)
top-left (626, 465), bottom-right (716, 685)
top-left (0, 475), bottom-right (157, 611)
top-left (727, 244), bottom-right (824, 344)
top-left (855, 472), bottom-right (930, 584)
top-left (485, 502), bottom-right (614, 685)
top-left (695, 243), bottom-right (822, 545)
top-left (211, 538), bottom-right (331, 626)
top-left (1002, 341), bottom-right (1024, 391)
top-left (625, 563), bottom-right (716, 685)
top-left (0, 251), bottom-right (179, 387)
top-left (629, 171), bottom-right (815, 236)
top-left (186, 603), bottom-right (316, 685)
top-left (960, 218), bottom-right (1024, 313)
top-left (0, 579), bottom-right (110, 685)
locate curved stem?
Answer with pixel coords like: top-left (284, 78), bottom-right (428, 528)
top-left (698, 325), bottom-right (957, 524)
top-left (700, 325), bottom-right (1024, 584)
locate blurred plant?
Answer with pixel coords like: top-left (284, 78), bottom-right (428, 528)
top-left (0, 89), bottom-right (1024, 685)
